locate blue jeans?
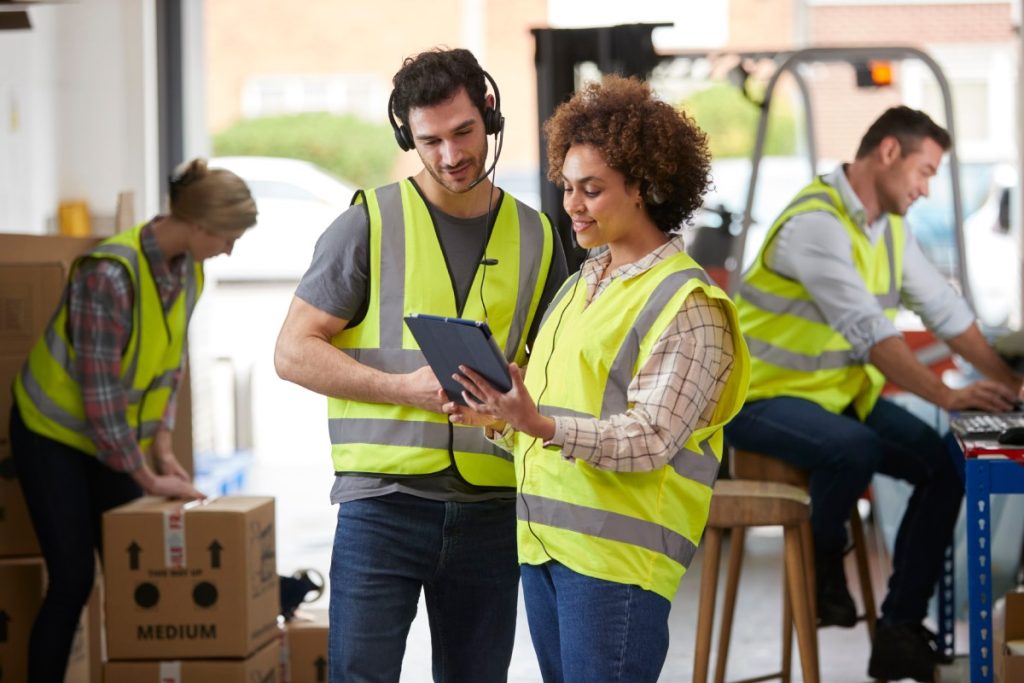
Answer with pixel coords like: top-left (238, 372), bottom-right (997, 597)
top-left (520, 561), bottom-right (671, 683)
top-left (328, 493), bottom-right (519, 683)
top-left (724, 396), bottom-right (963, 623)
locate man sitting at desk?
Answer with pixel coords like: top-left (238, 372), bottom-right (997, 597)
top-left (724, 106), bottom-right (1022, 682)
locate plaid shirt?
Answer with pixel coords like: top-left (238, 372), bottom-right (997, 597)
top-left (496, 235), bottom-right (735, 472)
top-left (68, 220), bottom-right (188, 472)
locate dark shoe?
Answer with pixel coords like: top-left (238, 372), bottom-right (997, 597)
top-left (909, 623), bottom-right (955, 665)
top-left (868, 621), bottom-right (938, 682)
top-left (815, 551), bottom-right (857, 628)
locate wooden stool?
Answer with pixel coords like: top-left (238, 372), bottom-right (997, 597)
top-left (718, 449), bottom-right (880, 683)
top-left (694, 479), bottom-right (820, 683)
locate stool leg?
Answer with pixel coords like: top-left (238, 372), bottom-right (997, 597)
top-left (695, 527), bottom-right (724, 683)
top-left (785, 524), bottom-right (820, 683)
top-left (782, 558), bottom-right (793, 683)
top-left (849, 510), bottom-right (878, 641)
top-left (713, 527), bottom-right (747, 683)
top-left (802, 519), bottom-right (817, 622)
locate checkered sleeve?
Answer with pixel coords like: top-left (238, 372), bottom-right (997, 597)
top-left (69, 259), bottom-right (146, 472)
top-left (552, 290), bottom-right (735, 472)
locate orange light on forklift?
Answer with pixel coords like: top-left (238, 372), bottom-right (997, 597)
top-left (854, 60), bottom-right (893, 88)
top-left (870, 61), bottom-right (893, 86)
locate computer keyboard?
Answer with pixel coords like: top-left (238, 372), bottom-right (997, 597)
top-left (949, 412), bottom-right (1024, 439)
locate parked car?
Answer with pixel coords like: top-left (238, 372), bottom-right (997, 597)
top-left (204, 156), bottom-right (356, 282)
top-left (958, 164), bottom-right (1018, 329)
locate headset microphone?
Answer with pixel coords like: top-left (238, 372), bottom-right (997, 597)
top-left (466, 123), bottom-right (504, 191)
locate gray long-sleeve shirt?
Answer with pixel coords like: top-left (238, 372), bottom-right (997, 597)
top-left (763, 165), bottom-right (975, 363)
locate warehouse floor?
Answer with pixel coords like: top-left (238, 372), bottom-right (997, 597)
top-left (250, 459), bottom-right (971, 683)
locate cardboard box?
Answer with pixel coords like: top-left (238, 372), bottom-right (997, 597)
top-left (1003, 591), bottom-right (1024, 683)
top-left (0, 556), bottom-right (104, 683)
top-left (0, 557), bottom-right (45, 683)
top-left (0, 261), bottom-right (66, 558)
top-left (104, 634), bottom-right (281, 682)
top-left (103, 496), bottom-right (279, 660)
top-left (284, 610), bottom-right (328, 683)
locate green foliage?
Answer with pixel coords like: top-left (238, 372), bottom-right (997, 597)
top-left (682, 84), bottom-right (798, 159)
top-left (212, 113), bottom-right (397, 188)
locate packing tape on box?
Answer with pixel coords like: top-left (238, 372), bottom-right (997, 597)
top-left (163, 507), bottom-right (186, 569)
top-left (159, 661), bottom-right (182, 682)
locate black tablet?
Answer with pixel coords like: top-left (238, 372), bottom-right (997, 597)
top-left (404, 313), bottom-right (512, 406)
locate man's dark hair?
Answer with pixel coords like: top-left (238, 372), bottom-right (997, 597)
top-left (391, 48), bottom-right (488, 126)
top-left (855, 106), bottom-right (951, 159)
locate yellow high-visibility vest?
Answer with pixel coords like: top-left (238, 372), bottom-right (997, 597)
top-left (328, 180), bottom-right (555, 487)
top-left (736, 176), bottom-right (905, 419)
top-left (14, 223), bottom-right (202, 455)
top-left (516, 250), bottom-right (750, 600)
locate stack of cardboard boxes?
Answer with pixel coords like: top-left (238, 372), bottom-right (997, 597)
top-left (998, 590), bottom-right (1024, 682)
top-left (1, 236), bottom-right (307, 681)
top-left (102, 496), bottom-right (281, 682)
top-left (283, 610), bottom-right (329, 683)
top-left (0, 234), bottom-right (107, 682)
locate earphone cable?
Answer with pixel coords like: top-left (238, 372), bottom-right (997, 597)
top-left (519, 249), bottom-right (591, 563)
top-left (478, 126), bottom-right (504, 323)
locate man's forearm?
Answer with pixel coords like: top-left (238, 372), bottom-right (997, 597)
top-left (946, 323), bottom-right (1021, 390)
top-left (868, 335), bottom-right (952, 408)
top-left (275, 335), bottom-right (404, 404)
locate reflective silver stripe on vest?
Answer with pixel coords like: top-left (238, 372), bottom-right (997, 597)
top-left (90, 243), bottom-right (146, 381)
top-left (745, 336), bottom-right (858, 371)
top-left (328, 417), bottom-right (512, 462)
top-left (671, 441), bottom-right (719, 487)
top-left (343, 348), bottom-right (426, 373)
top-left (18, 365), bottom-right (88, 434)
top-left (538, 273), bottom-right (581, 329)
top-left (739, 280), bottom-right (899, 324)
top-left (783, 190), bottom-right (836, 215)
top-left (453, 426), bottom-right (513, 462)
top-left (43, 318), bottom-right (71, 370)
top-left (517, 493), bottom-right (698, 569)
top-left (330, 417), bottom-right (450, 449)
top-left (738, 283), bottom-right (827, 324)
top-left (376, 183), bottom-right (406, 349)
top-left (539, 404), bottom-right (592, 420)
top-left (504, 200), bottom-right (545, 358)
top-left (601, 268), bottom-right (710, 419)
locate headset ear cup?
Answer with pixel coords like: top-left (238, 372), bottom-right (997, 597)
top-left (394, 125), bottom-right (412, 152)
top-left (484, 107), bottom-right (504, 136)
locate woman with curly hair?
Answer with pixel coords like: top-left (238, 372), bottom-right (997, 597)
top-left (443, 75), bottom-right (751, 682)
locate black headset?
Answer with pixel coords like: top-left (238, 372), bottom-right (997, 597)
top-left (387, 70), bottom-right (504, 152)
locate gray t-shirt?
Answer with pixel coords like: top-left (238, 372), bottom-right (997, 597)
top-left (295, 182), bottom-right (567, 504)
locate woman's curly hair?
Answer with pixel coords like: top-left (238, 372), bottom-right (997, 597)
top-left (544, 75), bottom-right (712, 233)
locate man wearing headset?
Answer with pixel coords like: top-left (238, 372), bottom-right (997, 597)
top-left (275, 47), bottom-right (567, 682)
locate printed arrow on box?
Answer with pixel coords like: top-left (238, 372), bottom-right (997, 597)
top-left (127, 541), bottom-right (141, 570)
top-left (208, 540), bottom-right (223, 568)
top-left (315, 656), bottom-right (327, 682)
